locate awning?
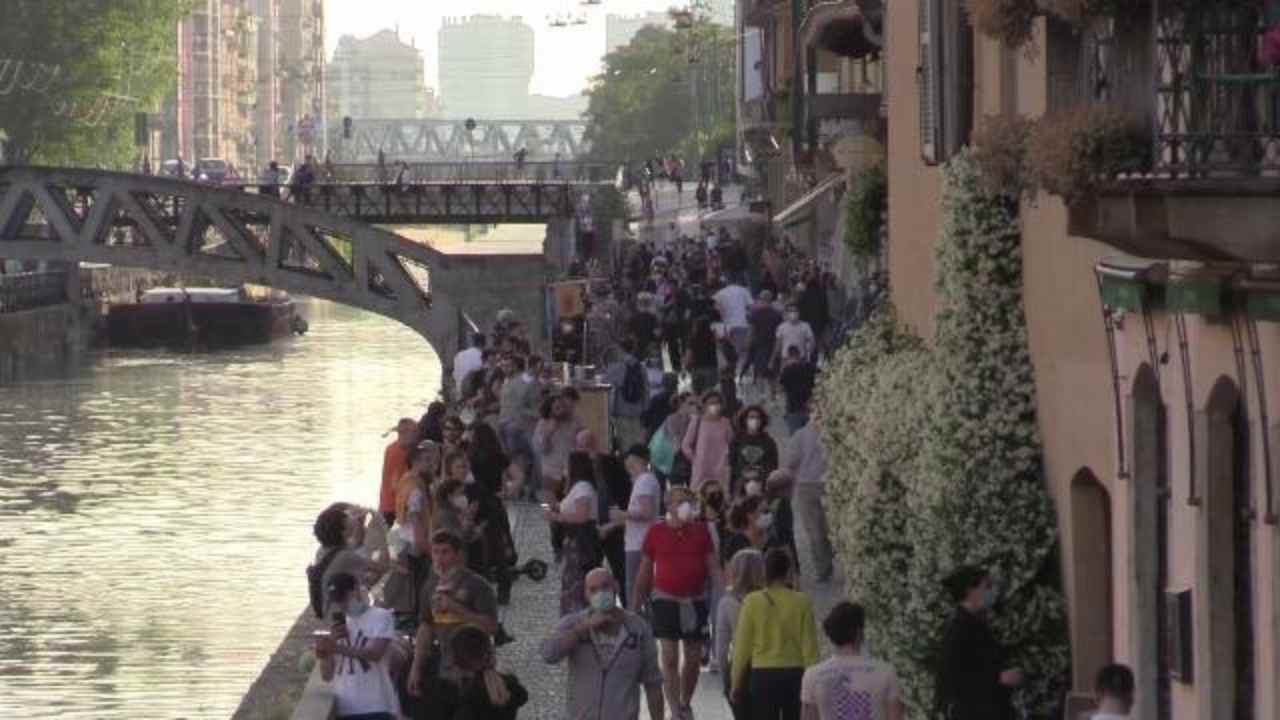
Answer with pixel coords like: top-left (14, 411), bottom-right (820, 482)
top-left (772, 173), bottom-right (846, 227)
top-left (702, 203), bottom-right (766, 227)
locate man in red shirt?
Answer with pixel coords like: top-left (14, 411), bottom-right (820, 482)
top-left (380, 418), bottom-right (417, 527)
top-left (630, 485), bottom-right (722, 720)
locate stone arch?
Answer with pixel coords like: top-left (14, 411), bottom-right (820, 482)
top-left (1069, 468), bottom-right (1114, 690)
top-left (1197, 376), bottom-right (1255, 720)
top-left (1127, 363), bottom-right (1169, 719)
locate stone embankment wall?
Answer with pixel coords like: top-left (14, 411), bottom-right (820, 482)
top-left (0, 304), bottom-right (81, 383)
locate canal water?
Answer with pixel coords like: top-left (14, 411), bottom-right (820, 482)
top-left (0, 300), bottom-right (440, 718)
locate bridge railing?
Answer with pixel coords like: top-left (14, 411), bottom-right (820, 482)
top-left (326, 160), bottom-right (620, 185)
top-left (0, 271), bottom-right (68, 314)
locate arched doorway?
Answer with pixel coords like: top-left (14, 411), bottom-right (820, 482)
top-left (1129, 364), bottom-right (1170, 719)
top-left (1070, 469), bottom-right (1114, 686)
top-left (1201, 377), bottom-right (1255, 720)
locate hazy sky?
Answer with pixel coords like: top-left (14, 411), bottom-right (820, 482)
top-left (324, 0), bottom-right (683, 98)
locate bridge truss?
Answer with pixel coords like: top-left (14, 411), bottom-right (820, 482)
top-left (0, 167), bottom-right (461, 351)
top-left (330, 118), bottom-right (590, 162)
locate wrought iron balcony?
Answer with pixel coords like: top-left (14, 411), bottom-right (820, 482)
top-left (1065, 1), bottom-right (1280, 262)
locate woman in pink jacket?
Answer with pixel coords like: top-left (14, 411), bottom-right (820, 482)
top-left (682, 389), bottom-right (735, 491)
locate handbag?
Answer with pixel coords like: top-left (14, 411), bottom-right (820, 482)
top-left (649, 426), bottom-right (676, 474)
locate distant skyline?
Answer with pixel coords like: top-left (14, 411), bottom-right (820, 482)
top-left (325, 0), bottom-right (687, 99)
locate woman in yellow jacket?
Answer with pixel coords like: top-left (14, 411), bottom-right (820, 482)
top-left (730, 546), bottom-right (819, 720)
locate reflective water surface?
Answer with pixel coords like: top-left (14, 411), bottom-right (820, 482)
top-left (0, 301), bottom-right (439, 718)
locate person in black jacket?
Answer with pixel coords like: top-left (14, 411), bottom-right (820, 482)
top-left (936, 566), bottom-right (1024, 720)
top-left (449, 625), bottom-right (529, 720)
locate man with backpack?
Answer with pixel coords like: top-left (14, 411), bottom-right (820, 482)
top-left (606, 339), bottom-right (651, 452)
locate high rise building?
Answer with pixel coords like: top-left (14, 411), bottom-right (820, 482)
top-left (278, 0), bottom-right (325, 162)
top-left (328, 30), bottom-right (428, 120)
top-left (604, 12), bottom-right (670, 57)
top-left (253, 0), bottom-right (281, 169)
top-left (166, 0), bottom-right (261, 171)
top-left (437, 16), bottom-right (534, 119)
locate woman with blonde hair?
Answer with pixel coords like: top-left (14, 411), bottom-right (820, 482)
top-left (716, 548), bottom-right (765, 720)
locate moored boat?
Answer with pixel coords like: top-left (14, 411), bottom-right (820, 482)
top-left (107, 287), bottom-right (306, 348)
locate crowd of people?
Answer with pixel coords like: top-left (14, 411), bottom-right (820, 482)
top-left (303, 224), bottom-right (1139, 720)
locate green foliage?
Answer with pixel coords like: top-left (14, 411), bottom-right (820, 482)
top-left (589, 184), bottom-right (633, 250)
top-left (1027, 104), bottom-right (1150, 205)
top-left (0, 0), bottom-right (189, 167)
top-left (842, 164), bottom-right (887, 270)
top-left (583, 21), bottom-right (735, 162)
top-left (818, 151), bottom-right (1069, 715)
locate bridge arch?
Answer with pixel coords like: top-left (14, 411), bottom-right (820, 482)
top-left (0, 167), bottom-right (464, 360)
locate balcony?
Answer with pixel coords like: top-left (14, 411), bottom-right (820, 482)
top-left (1067, 0), bottom-right (1280, 262)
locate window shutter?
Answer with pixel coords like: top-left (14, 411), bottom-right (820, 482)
top-left (918, 0), bottom-right (943, 165)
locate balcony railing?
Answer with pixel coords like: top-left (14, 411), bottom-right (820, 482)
top-left (1074, 1), bottom-right (1280, 180)
top-left (0, 271), bottom-right (68, 314)
top-left (1153, 1), bottom-right (1280, 178)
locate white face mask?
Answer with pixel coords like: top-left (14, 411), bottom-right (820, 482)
top-left (451, 494), bottom-right (468, 511)
top-left (744, 480), bottom-right (763, 497)
top-left (746, 418), bottom-right (762, 433)
top-left (755, 512), bottom-right (774, 530)
top-left (676, 501), bottom-right (695, 521)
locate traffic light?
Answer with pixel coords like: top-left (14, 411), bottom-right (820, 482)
top-left (343, 116), bottom-right (352, 139)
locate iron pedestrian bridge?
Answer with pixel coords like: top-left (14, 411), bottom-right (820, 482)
top-left (330, 118), bottom-right (589, 162)
top-left (0, 167), bottom-right (578, 354)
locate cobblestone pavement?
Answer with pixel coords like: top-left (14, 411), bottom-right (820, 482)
top-left (498, 393), bottom-right (842, 720)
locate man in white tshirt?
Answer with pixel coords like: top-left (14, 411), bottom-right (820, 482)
top-left (452, 332), bottom-right (485, 394)
top-left (612, 444), bottom-right (662, 607)
top-left (801, 602), bottom-right (903, 720)
top-left (1090, 664), bottom-right (1134, 720)
top-left (316, 572), bottom-right (401, 720)
top-left (774, 303), bottom-right (816, 363)
top-left (713, 280), bottom-right (753, 374)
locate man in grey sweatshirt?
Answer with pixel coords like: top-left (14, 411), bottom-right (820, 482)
top-left (540, 568), bottom-right (665, 720)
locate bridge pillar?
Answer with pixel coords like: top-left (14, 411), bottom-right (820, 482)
top-left (544, 218), bottom-right (576, 274)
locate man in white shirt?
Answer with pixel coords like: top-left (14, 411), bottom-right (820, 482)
top-left (316, 572), bottom-right (401, 720)
top-left (451, 332), bottom-right (485, 394)
top-left (613, 444), bottom-right (662, 603)
top-left (801, 602), bottom-right (903, 720)
top-left (713, 280), bottom-right (753, 375)
top-left (1090, 664), bottom-right (1133, 720)
top-left (774, 303), bottom-right (816, 363)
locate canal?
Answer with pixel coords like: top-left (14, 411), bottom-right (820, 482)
top-left (0, 300), bottom-right (440, 718)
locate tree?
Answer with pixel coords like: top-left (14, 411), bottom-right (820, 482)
top-left (583, 21), bottom-right (735, 164)
top-left (0, 0), bottom-right (189, 167)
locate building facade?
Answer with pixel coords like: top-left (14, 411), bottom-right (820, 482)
top-left (327, 30), bottom-right (428, 120)
top-left (437, 15), bottom-right (535, 119)
top-left (278, 0), bottom-right (325, 162)
top-left (877, 2), bottom-right (1279, 718)
top-left (166, 0), bottom-right (262, 172)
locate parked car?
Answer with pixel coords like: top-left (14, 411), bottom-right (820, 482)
top-left (194, 158), bottom-right (231, 184)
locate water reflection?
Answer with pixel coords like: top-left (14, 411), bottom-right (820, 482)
top-left (0, 300), bottom-right (440, 719)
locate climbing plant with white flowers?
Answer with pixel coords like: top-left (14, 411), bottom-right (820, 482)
top-left (816, 151), bottom-right (1069, 715)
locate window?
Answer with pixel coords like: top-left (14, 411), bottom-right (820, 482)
top-left (918, 0), bottom-right (973, 164)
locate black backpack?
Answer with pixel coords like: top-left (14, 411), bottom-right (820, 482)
top-left (306, 548), bottom-right (342, 619)
top-left (620, 359), bottom-right (646, 404)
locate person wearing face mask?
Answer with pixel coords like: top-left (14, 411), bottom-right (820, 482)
top-left (719, 496), bottom-right (767, 568)
top-left (936, 566), bottom-right (1023, 720)
top-left (773, 303), bottom-right (815, 368)
top-left (729, 405), bottom-right (779, 498)
top-left (681, 390), bottom-right (735, 493)
top-left (541, 568), bottom-right (665, 720)
top-left (316, 572), bottom-right (401, 720)
top-left (630, 487), bottom-right (723, 720)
